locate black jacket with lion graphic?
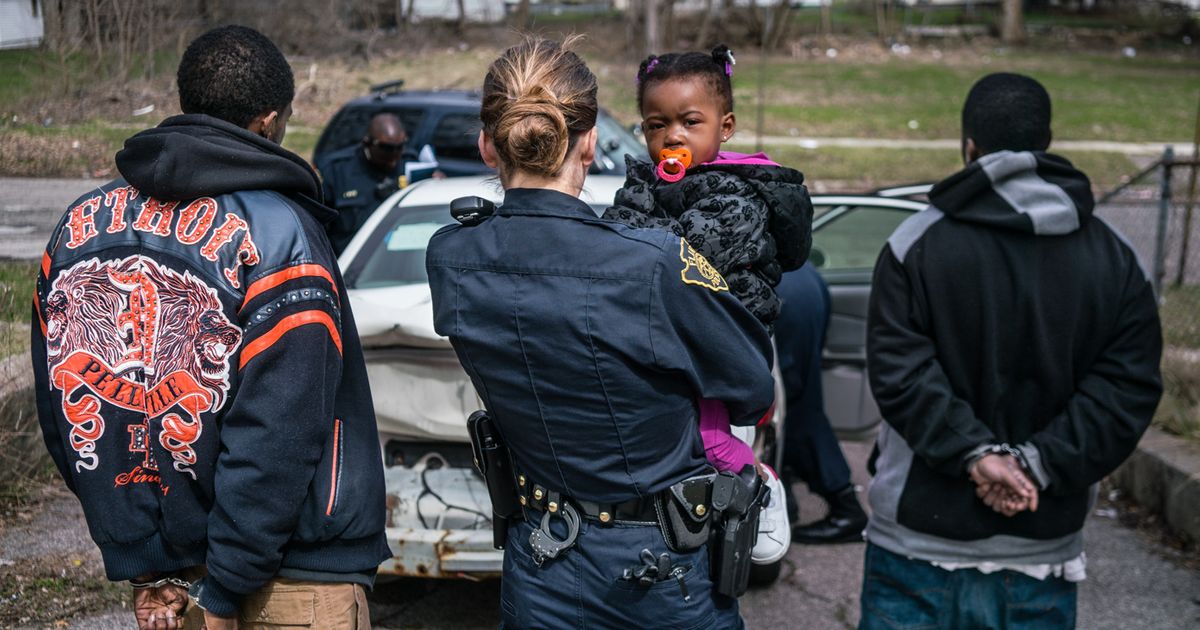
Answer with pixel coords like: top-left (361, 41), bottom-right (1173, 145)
top-left (30, 114), bottom-right (390, 617)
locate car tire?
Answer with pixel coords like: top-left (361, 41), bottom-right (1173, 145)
top-left (749, 559), bottom-right (784, 587)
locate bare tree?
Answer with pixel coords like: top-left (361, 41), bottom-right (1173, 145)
top-left (697, 0), bottom-right (718, 47)
top-left (1002, 0), bottom-right (1025, 43)
top-left (646, 0), bottom-right (662, 54)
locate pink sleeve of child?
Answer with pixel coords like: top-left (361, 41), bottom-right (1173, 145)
top-left (698, 398), bottom-right (757, 473)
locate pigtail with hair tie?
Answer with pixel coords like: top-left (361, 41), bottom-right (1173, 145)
top-left (637, 55), bottom-right (660, 85)
top-left (711, 45), bottom-right (735, 78)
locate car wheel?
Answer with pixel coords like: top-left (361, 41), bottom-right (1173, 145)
top-left (749, 559), bottom-right (783, 587)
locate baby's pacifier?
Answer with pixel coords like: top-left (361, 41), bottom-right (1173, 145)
top-left (656, 148), bottom-right (692, 183)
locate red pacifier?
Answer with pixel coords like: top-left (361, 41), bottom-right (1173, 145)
top-left (656, 148), bottom-right (692, 183)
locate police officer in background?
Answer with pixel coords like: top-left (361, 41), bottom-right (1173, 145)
top-left (427, 38), bottom-right (774, 629)
top-left (316, 112), bottom-right (409, 254)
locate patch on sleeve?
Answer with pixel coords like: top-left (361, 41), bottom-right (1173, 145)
top-left (678, 238), bottom-right (729, 292)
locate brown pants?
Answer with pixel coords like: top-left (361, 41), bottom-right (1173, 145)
top-left (183, 578), bottom-right (370, 630)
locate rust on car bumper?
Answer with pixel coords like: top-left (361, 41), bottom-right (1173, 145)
top-left (379, 527), bottom-right (503, 578)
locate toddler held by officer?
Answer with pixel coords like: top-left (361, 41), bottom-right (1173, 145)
top-left (605, 45), bottom-right (814, 565)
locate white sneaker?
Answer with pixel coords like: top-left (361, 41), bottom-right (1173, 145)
top-left (751, 464), bottom-right (791, 564)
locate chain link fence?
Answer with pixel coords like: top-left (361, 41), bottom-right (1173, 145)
top-left (1096, 150), bottom-right (1200, 346)
top-left (1096, 148), bottom-right (1200, 442)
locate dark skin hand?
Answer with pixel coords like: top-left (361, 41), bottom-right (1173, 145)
top-left (640, 77), bottom-right (735, 168)
top-left (133, 584), bottom-right (188, 630)
top-left (969, 454), bottom-right (1039, 517)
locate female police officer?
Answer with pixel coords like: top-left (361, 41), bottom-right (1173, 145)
top-left (426, 38), bottom-right (775, 629)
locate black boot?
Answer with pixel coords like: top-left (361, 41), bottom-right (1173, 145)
top-left (791, 485), bottom-right (867, 544)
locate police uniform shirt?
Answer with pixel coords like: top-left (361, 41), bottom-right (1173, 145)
top-left (315, 144), bottom-right (405, 254)
top-left (426, 187), bottom-right (776, 504)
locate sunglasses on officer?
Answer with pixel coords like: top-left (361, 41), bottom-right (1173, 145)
top-left (366, 138), bottom-right (406, 153)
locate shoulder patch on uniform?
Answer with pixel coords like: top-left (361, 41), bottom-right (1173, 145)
top-left (678, 238), bottom-right (729, 292)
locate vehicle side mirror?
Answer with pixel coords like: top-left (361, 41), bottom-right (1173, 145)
top-left (809, 247), bottom-right (826, 268)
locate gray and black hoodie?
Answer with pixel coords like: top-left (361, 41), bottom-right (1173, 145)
top-left (865, 150), bottom-right (1162, 564)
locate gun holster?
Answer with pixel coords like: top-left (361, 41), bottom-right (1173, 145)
top-left (708, 465), bottom-right (770, 598)
top-left (467, 410), bottom-right (520, 549)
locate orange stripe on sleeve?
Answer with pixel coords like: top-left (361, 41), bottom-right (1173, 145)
top-left (326, 418), bottom-right (342, 516)
top-left (240, 264), bottom-right (338, 311)
top-left (33, 292), bottom-right (46, 337)
top-left (238, 310), bottom-right (342, 369)
top-left (41, 251), bottom-right (51, 278)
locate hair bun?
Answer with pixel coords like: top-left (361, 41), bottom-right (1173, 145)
top-left (711, 45), bottom-right (733, 64)
top-left (494, 85), bottom-right (570, 178)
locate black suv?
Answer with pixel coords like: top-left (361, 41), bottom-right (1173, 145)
top-left (313, 82), bottom-right (645, 176)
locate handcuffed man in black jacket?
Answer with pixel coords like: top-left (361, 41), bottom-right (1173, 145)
top-left (860, 73), bottom-right (1162, 629)
top-left (31, 26), bottom-right (389, 629)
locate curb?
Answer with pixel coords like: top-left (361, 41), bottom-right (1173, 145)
top-left (1110, 426), bottom-right (1200, 544)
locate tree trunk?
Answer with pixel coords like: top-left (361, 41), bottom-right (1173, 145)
top-left (767, 1), bottom-right (792, 52)
top-left (456, 0), bottom-right (467, 32)
top-left (696, 0), bottom-right (716, 47)
top-left (514, 0), bottom-right (531, 29)
top-left (1001, 0), bottom-right (1024, 44)
top-left (645, 0), bottom-right (660, 54)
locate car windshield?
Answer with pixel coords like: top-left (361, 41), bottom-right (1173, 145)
top-left (350, 205), bottom-right (453, 288)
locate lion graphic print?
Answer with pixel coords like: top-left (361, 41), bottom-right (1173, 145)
top-left (44, 255), bottom-right (241, 479)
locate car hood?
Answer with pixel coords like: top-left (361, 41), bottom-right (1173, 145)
top-left (351, 283), bottom-right (451, 349)
top-left (351, 283), bottom-right (476, 442)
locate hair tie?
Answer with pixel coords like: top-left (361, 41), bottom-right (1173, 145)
top-left (637, 58), bottom-right (659, 85)
top-left (712, 45), bottom-right (735, 78)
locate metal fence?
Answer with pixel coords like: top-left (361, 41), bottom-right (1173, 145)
top-left (1097, 148), bottom-right (1200, 298)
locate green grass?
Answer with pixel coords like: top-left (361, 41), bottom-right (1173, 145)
top-left (718, 52), bottom-right (1199, 142)
top-left (0, 48), bottom-right (178, 111)
top-left (734, 145), bottom-right (1136, 189)
top-left (0, 261), bottom-right (37, 324)
top-left (1161, 286), bottom-right (1200, 349)
top-left (1157, 353), bottom-right (1200, 443)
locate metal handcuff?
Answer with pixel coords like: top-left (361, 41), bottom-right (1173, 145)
top-left (129, 575), bottom-right (192, 590)
top-left (970, 443), bottom-right (1032, 474)
top-left (528, 501), bottom-right (581, 567)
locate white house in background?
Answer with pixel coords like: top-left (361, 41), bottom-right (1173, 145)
top-left (409, 0), bottom-right (506, 23)
top-left (0, 0), bottom-right (44, 50)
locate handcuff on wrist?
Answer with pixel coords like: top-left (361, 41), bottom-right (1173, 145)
top-left (129, 575), bottom-right (192, 590)
top-left (967, 443), bottom-right (1031, 476)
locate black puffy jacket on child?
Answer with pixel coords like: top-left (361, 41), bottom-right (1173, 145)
top-left (604, 151), bottom-right (813, 324)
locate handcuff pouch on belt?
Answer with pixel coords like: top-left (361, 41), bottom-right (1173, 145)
top-left (466, 410), bottom-right (520, 550)
top-left (656, 473), bottom-right (716, 552)
top-left (708, 464), bottom-right (770, 598)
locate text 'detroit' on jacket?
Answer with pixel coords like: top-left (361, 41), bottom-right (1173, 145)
top-left (30, 114), bottom-right (389, 617)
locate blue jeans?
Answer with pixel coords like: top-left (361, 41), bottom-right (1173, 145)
top-left (859, 543), bottom-right (1077, 630)
top-left (500, 517), bottom-right (742, 629)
